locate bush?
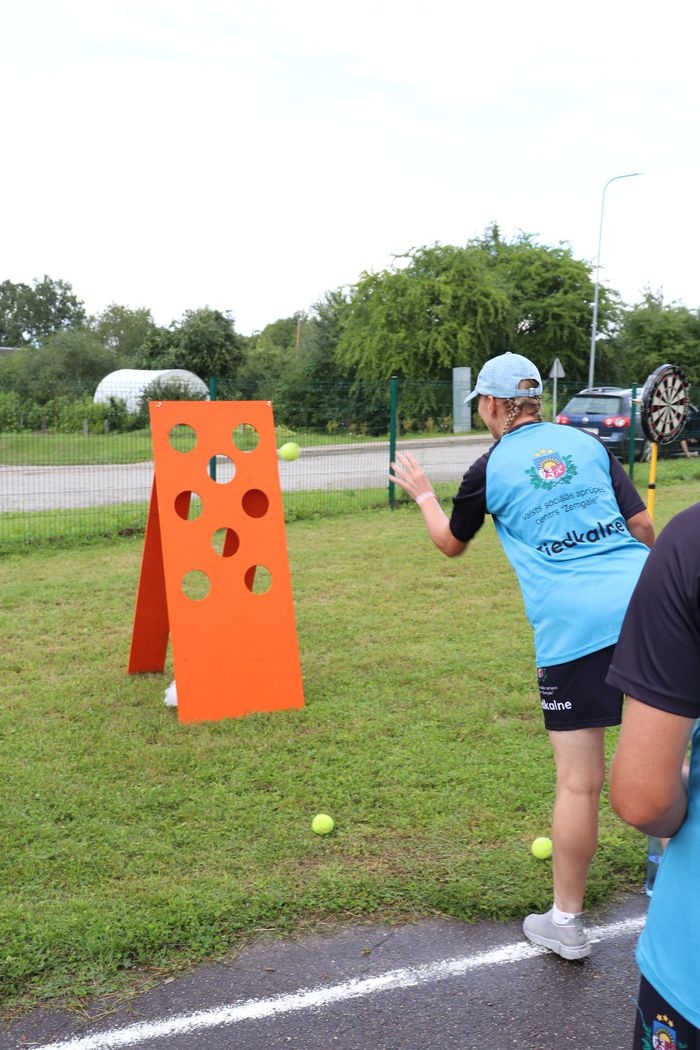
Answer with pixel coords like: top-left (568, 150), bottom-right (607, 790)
top-left (132, 378), bottom-right (208, 428)
top-left (0, 391), bottom-right (23, 431)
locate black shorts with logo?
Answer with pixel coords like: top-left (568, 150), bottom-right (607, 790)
top-left (633, 975), bottom-right (700, 1049)
top-left (537, 645), bottom-right (623, 731)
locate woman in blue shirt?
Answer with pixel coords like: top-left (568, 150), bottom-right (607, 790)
top-left (390, 352), bottom-right (655, 959)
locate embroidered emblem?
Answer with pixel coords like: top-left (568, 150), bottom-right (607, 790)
top-left (639, 1012), bottom-right (687, 1050)
top-left (652, 1014), bottom-right (679, 1049)
top-left (525, 449), bottom-right (578, 490)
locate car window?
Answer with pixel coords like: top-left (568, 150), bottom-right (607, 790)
top-left (564, 396), bottom-right (624, 414)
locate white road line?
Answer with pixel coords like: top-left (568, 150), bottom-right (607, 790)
top-left (31, 915), bottom-right (645, 1050)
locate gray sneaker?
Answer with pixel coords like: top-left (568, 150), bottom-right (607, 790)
top-left (522, 909), bottom-right (591, 960)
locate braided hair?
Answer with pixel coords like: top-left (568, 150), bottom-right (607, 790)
top-left (501, 384), bottom-right (542, 436)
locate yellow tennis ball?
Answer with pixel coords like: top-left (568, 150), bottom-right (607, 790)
top-left (312, 813), bottom-right (334, 835)
top-left (531, 836), bottom-right (553, 859)
top-left (279, 442), bottom-right (300, 461)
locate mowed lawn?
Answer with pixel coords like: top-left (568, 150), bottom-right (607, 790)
top-left (1, 479), bottom-right (699, 1016)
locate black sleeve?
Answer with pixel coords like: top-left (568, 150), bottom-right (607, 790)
top-left (606, 448), bottom-right (646, 520)
top-left (448, 450), bottom-right (490, 543)
top-left (606, 503), bottom-right (700, 717)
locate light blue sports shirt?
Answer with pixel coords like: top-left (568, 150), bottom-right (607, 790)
top-left (449, 421), bottom-right (649, 666)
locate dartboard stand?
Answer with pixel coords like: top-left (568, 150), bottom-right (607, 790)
top-left (640, 364), bottom-right (690, 520)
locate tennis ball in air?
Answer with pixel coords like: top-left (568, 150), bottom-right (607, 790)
top-left (531, 836), bottom-right (553, 859)
top-left (279, 442), bottom-right (300, 461)
top-left (312, 813), bottom-right (334, 835)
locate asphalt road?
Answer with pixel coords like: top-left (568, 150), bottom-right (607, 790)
top-left (0, 437), bottom-right (492, 512)
top-left (2, 895), bottom-right (647, 1050)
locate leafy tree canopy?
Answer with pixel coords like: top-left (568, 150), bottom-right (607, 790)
top-left (238, 315), bottom-right (305, 391)
top-left (614, 290), bottom-right (700, 387)
top-left (335, 243), bottom-right (511, 381)
top-left (333, 228), bottom-right (605, 387)
top-left (137, 307), bottom-right (245, 381)
top-left (0, 329), bottom-right (116, 402)
top-left (88, 304), bottom-right (158, 364)
top-left (0, 276), bottom-right (86, 347)
top-left (468, 225), bottom-right (615, 383)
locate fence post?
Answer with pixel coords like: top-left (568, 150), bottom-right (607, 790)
top-left (388, 375), bottom-right (398, 507)
top-left (209, 376), bottom-right (218, 480)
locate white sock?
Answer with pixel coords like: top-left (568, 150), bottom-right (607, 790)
top-left (552, 904), bottom-right (580, 925)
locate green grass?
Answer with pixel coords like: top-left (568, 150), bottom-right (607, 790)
top-left (1, 480), bottom-right (699, 1018)
top-left (0, 430), bottom-right (157, 465)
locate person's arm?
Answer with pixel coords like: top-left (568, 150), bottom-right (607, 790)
top-left (389, 451), bottom-right (468, 557)
top-left (610, 698), bottom-right (693, 838)
top-left (606, 452), bottom-right (655, 547)
top-left (626, 508), bottom-right (655, 548)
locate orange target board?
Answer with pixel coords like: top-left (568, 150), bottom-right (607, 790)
top-left (128, 401), bottom-right (305, 723)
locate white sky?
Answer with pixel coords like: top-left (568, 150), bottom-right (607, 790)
top-left (3, 0), bottom-right (699, 335)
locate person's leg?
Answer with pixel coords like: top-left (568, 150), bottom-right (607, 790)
top-left (522, 727), bottom-right (605, 959)
top-left (548, 726), bottom-right (606, 913)
top-left (525, 648), bottom-right (620, 958)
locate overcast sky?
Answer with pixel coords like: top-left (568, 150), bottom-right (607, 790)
top-left (3, 0), bottom-right (699, 335)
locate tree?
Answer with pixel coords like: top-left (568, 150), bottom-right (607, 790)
top-left (468, 225), bottom-right (608, 383)
top-left (1, 329), bottom-right (116, 402)
top-left (615, 292), bottom-right (700, 387)
top-left (335, 244), bottom-right (511, 382)
top-left (333, 230), bottom-right (606, 393)
top-left (0, 276), bottom-right (86, 347)
top-left (137, 308), bottom-right (245, 384)
top-left (89, 304), bottom-right (158, 364)
top-left (237, 315), bottom-right (304, 399)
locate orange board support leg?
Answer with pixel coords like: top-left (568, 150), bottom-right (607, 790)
top-left (128, 478), bottom-right (169, 673)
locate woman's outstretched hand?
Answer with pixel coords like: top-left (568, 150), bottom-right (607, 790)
top-left (388, 451), bottom-right (435, 502)
top-left (389, 451), bottom-right (467, 557)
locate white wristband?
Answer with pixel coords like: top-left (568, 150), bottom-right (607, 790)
top-left (415, 491), bottom-right (438, 507)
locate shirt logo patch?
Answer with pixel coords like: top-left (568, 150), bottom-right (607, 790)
top-left (526, 449), bottom-right (578, 490)
top-left (651, 1014), bottom-right (680, 1049)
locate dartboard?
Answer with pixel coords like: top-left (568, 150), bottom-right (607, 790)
top-left (641, 364), bottom-right (691, 444)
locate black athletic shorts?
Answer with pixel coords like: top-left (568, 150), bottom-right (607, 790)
top-left (633, 975), bottom-right (700, 1049)
top-left (537, 645), bottom-right (623, 731)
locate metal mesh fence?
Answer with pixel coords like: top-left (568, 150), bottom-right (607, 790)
top-left (0, 378), bottom-right (696, 553)
top-left (0, 379), bottom-right (478, 551)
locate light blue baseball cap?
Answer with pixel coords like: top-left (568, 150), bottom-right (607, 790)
top-left (465, 352), bottom-right (543, 402)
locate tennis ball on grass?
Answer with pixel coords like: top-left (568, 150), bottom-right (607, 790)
top-left (279, 442), bottom-right (300, 461)
top-left (312, 813), bottom-right (334, 835)
top-left (531, 836), bottom-right (553, 859)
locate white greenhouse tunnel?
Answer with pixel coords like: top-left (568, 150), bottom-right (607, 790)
top-left (93, 369), bottom-right (209, 413)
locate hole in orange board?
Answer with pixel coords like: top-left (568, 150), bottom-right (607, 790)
top-left (210, 454), bottom-right (235, 484)
top-left (174, 491), bottom-right (203, 520)
top-left (242, 488), bottom-right (269, 518)
top-left (212, 527), bottom-right (240, 557)
top-left (168, 424), bottom-right (197, 452)
top-left (181, 570), bottom-right (211, 601)
top-left (244, 565), bottom-right (272, 594)
top-left (233, 423), bottom-right (259, 452)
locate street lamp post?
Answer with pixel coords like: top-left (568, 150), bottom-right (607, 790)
top-left (588, 172), bottom-right (641, 389)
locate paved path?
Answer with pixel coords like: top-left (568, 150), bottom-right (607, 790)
top-left (0, 438), bottom-right (491, 512)
top-left (2, 895), bottom-right (647, 1050)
